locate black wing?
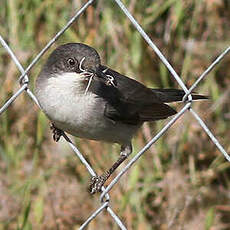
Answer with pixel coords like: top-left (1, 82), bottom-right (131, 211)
top-left (88, 65), bottom-right (177, 125)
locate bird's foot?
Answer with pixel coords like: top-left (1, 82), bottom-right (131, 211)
top-left (50, 123), bottom-right (64, 142)
top-left (88, 175), bottom-right (107, 195)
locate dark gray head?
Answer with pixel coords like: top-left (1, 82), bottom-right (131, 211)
top-left (42, 43), bottom-right (101, 75)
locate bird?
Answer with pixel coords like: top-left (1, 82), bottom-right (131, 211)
top-left (35, 43), bottom-right (207, 194)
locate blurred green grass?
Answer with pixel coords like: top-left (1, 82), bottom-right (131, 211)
top-left (0, 0), bottom-right (230, 229)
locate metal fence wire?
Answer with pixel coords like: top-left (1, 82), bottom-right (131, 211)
top-left (0, 0), bottom-right (230, 229)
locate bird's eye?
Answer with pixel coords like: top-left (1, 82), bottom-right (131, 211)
top-left (67, 58), bottom-right (75, 66)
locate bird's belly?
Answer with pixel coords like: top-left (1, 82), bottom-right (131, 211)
top-left (52, 98), bottom-right (138, 144)
top-left (36, 82), bottom-right (138, 144)
top-left (51, 100), bottom-right (138, 144)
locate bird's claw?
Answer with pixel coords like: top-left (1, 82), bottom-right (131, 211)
top-left (50, 123), bottom-right (64, 142)
top-left (88, 175), bottom-right (106, 195)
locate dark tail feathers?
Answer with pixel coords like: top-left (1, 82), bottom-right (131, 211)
top-left (151, 88), bottom-right (208, 103)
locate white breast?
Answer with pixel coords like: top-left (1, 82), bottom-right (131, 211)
top-left (35, 72), bottom-right (139, 144)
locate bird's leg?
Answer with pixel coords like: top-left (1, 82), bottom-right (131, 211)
top-left (88, 143), bottom-right (132, 194)
top-left (50, 123), bottom-right (64, 142)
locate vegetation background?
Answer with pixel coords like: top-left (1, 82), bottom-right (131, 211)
top-left (0, 0), bottom-right (230, 229)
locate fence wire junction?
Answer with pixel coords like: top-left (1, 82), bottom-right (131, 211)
top-left (0, 0), bottom-right (230, 229)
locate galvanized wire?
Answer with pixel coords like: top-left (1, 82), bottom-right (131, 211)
top-left (0, 0), bottom-right (229, 229)
top-left (184, 46), bottom-right (230, 101)
top-left (0, 35), bottom-right (40, 110)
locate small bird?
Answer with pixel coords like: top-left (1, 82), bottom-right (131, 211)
top-left (35, 43), bottom-right (207, 194)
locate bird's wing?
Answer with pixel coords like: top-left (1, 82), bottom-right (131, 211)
top-left (104, 101), bottom-right (176, 124)
top-left (96, 65), bottom-right (161, 105)
top-left (88, 65), bottom-right (177, 125)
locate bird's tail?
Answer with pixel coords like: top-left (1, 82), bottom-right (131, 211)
top-left (151, 88), bottom-right (208, 103)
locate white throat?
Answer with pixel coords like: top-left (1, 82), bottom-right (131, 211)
top-left (48, 72), bottom-right (85, 94)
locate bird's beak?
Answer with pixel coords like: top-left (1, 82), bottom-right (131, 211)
top-left (95, 67), bottom-right (117, 87)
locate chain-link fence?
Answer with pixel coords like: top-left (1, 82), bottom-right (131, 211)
top-left (0, 0), bottom-right (230, 229)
